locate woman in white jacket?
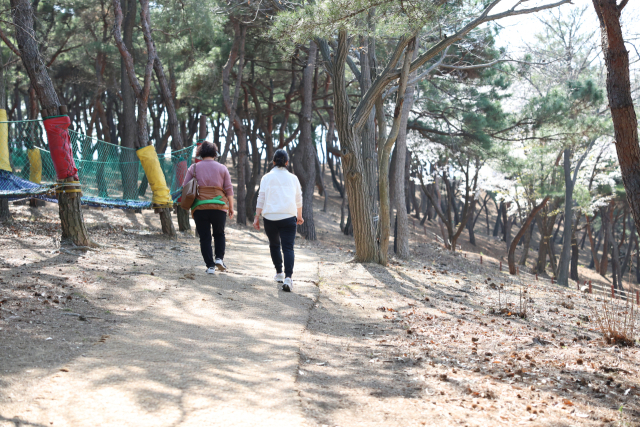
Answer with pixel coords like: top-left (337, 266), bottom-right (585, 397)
top-left (253, 149), bottom-right (303, 292)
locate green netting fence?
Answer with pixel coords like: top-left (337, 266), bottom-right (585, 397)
top-left (2, 119), bottom-right (194, 208)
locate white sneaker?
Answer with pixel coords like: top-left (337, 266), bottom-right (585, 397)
top-left (215, 258), bottom-right (227, 272)
top-left (283, 277), bottom-right (293, 292)
top-left (274, 273), bottom-right (285, 283)
top-left (206, 267), bottom-right (216, 274)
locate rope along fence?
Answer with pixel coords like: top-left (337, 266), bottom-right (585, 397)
top-left (0, 119), bottom-right (194, 209)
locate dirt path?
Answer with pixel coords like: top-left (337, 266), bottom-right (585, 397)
top-left (0, 210), bottom-right (318, 427)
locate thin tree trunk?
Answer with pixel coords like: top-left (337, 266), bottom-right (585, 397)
top-left (502, 202), bottom-right (512, 247)
top-left (467, 198), bottom-right (476, 246)
top-left (391, 43), bottom-right (418, 259)
top-left (294, 41), bottom-right (318, 240)
top-left (570, 216), bottom-right (581, 282)
top-left (586, 213), bottom-right (601, 271)
top-left (377, 38), bottom-right (415, 264)
top-left (493, 202), bottom-right (503, 237)
top-left (600, 206), bottom-right (610, 276)
top-left (558, 148), bottom-right (574, 287)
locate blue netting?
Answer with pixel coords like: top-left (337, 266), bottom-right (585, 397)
top-left (0, 170), bottom-right (53, 197)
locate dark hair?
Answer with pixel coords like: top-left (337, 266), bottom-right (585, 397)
top-left (197, 141), bottom-right (218, 159)
top-left (273, 149), bottom-right (288, 168)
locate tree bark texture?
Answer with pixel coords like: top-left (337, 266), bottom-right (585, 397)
top-left (119, 0), bottom-right (138, 198)
top-left (322, 31), bottom-right (379, 262)
top-left (377, 38), bottom-right (415, 264)
top-left (294, 41), bottom-right (318, 240)
top-left (391, 45), bottom-right (418, 259)
top-left (0, 198), bottom-right (12, 223)
top-left (592, 0), bottom-right (640, 242)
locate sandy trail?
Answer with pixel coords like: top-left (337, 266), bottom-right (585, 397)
top-left (1, 226), bottom-right (318, 427)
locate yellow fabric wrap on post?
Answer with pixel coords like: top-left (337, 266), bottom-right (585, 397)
top-left (0, 109), bottom-right (11, 172)
top-left (136, 145), bottom-right (172, 207)
top-left (28, 148), bottom-right (42, 183)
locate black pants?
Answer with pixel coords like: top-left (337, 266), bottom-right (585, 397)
top-left (263, 216), bottom-right (297, 278)
top-left (193, 209), bottom-right (227, 268)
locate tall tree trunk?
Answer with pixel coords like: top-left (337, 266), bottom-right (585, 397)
top-left (377, 38), bottom-right (415, 264)
top-left (294, 41), bottom-right (318, 240)
top-left (323, 31), bottom-right (379, 262)
top-left (557, 148), bottom-right (574, 287)
top-left (502, 202), bottom-right (512, 247)
top-left (493, 203), bottom-right (503, 237)
top-left (11, 0), bottom-right (93, 246)
top-left (586, 214), bottom-right (601, 271)
top-left (467, 198), bottom-right (477, 246)
top-left (570, 216), bottom-right (581, 282)
top-left (119, 0), bottom-right (138, 199)
top-left (591, 0), bottom-right (640, 241)
top-left (599, 206), bottom-right (610, 276)
top-left (391, 52), bottom-right (418, 258)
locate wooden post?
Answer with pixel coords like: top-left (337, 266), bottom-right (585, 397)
top-left (611, 284), bottom-right (615, 299)
top-left (480, 256), bottom-right (483, 264)
top-left (636, 290), bottom-right (639, 305)
top-left (500, 261), bottom-right (502, 271)
top-left (551, 277), bottom-right (554, 285)
top-left (535, 273), bottom-right (538, 281)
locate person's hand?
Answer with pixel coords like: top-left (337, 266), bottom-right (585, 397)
top-left (228, 208), bottom-right (234, 219)
top-left (253, 217), bottom-right (260, 231)
top-left (296, 216), bottom-right (304, 225)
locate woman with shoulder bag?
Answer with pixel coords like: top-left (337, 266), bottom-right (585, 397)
top-left (182, 142), bottom-right (234, 274)
top-left (253, 149), bottom-right (303, 292)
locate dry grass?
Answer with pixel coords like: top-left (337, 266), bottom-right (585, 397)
top-left (588, 291), bottom-right (639, 347)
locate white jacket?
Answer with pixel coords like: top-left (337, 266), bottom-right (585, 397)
top-left (256, 167), bottom-right (303, 221)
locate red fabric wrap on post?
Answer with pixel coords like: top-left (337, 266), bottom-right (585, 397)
top-left (44, 116), bottom-right (78, 180)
